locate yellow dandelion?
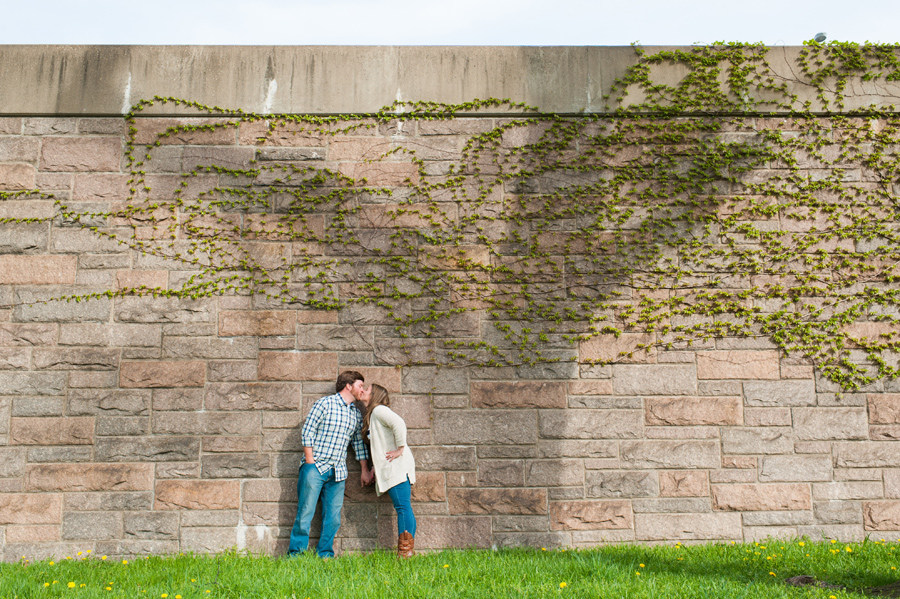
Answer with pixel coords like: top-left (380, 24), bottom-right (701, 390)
top-left (68, 582), bottom-right (76, 588)
top-left (635, 572), bottom-right (640, 576)
top-left (798, 542), bottom-right (805, 546)
top-left (77, 552), bottom-right (82, 556)
top-left (639, 564), bottom-right (645, 568)
top-left (162, 594), bottom-right (169, 598)
top-left (176, 596), bottom-right (182, 599)
top-left (845, 546), bottom-right (852, 553)
top-left (443, 564), bottom-right (449, 568)
top-left (830, 596), bottom-right (837, 599)
top-left (45, 583), bottom-right (50, 587)
top-left (892, 567), bottom-right (897, 570)
top-left (542, 547), bottom-right (547, 551)
top-left (106, 588), bottom-right (112, 592)
top-left (559, 582), bottom-right (567, 588)
top-left (80, 584), bottom-right (86, 588)
top-left (49, 561), bottom-right (55, 566)
top-left (53, 581), bottom-right (58, 584)
top-left (831, 539), bottom-right (837, 544)
top-left (87, 550), bottom-right (92, 553)
top-left (122, 560), bottom-right (128, 564)
top-left (206, 591), bottom-right (211, 594)
top-left (102, 556), bottom-right (107, 560)
top-left (769, 572), bottom-right (775, 576)
top-left (191, 579), bottom-right (196, 582)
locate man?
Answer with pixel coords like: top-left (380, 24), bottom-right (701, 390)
top-left (288, 370), bottom-right (374, 557)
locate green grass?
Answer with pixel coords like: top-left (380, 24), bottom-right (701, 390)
top-left (2, 539), bottom-right (899, 598)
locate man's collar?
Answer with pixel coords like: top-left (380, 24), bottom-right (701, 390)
top-left (338, 390), bottom-right (355, 405)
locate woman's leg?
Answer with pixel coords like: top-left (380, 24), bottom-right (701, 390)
top-left (387, 477), bottom-right (416, 537)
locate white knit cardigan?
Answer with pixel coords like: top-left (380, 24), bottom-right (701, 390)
top-left (368, 405), bottom-right (416, 496)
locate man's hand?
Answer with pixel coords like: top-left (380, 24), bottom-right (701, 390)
top-left (360, 467), bottom-right (375, 486)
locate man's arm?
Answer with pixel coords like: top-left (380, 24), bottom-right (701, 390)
top-left (350, 421), bottom-right (373, 486)
top-left (301, 400), bottom-right (327, 465)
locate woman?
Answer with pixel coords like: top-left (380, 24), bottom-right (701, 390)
top-left (360, 383), bottom-right (417, 558)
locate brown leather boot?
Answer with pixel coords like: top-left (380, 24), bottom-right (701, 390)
top-left (397, 531), bottom-right (415, 558)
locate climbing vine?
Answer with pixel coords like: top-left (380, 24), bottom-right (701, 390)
top-left (5, 40), bottom-right (900, 390)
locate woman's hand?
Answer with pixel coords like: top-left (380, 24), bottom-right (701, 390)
top-left (385, 447), bottom-right (404, 462)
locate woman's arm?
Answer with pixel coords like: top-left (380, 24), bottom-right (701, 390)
top-left (374, 406), bottom-right (408, 461)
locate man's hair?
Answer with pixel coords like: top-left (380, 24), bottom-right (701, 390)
top-left (336, 370), bottom-right (364, 394)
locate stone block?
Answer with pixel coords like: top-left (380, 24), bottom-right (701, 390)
top-left (868, 394), bottom-right (900, 424)
top-left (744, 408), bottom-right (791, 427)
top-left (218, 310), bottom-right (296, 336)
top-left (119, 360), bottom-right (205, 388)
top-left (815, 501), bottom-right (862, 525)
top-left (5, 525), bottom-right (61, 543)
top-left (26, 463), bottom-right (153, 491)
top-left (794, 408), bottom-right (868, 440)
top-left (0, 372), bottom-right (65, 396)
top-left (162, 337), bottom-right (257, 361)
top-left (759, 455), bottom-right (832, 482)
top-left (645, 426), bottom-right (719, 439)
top-left (401, 366), bottom-right (469, 394)
top-left (68, 389), bottom-right (151, 416)
top-left (631, 498), bottom-right (711, 512)
top-left (205, 382), bottom-right (300, 410)
top-left (0, 136), bottom-right (37, 161)
top-left (476, 460), bottom-right (524, 487)
top-left (586, 471), bottom-right (658, 498)
top-left (381, 515), bottom-right (491, 550)
top-left (258, 352), bottom-right (336, 381)
top-left (491, 515), bottom-right (552, 533)
top-left (470, 381), bottom-right (565, 409)
top-left (812, 482), bottom-right (883, 500)
top-left (297, 324), bottom-right (373, 351)
top-left (201, 453), bottom-right (270, 478)
top-left (61, 511), bottom-right (122, 540)
top-left (634, 512), bottom-right (742, 541)
top-left (156, 462), bottom-right (201, 479)
top-left (434, 410), bottom-right (536, 444)
top-left (448, 488), bottom-right (546, 514)
top-left (203, 436), bottom-right (260, 453)
top-left (411, 471), bottom-right (446, 502)
top-left (40, 137), bottom-right (121, 171)
top-left (152, 412), bottom-right (259, 436)
top-left (645, 396), bottom-right (742, 426)
top-left (568, 380), bottom-right (614, 395)
top-left (0, 323), bottom-right (56, 347)
top-left (24, 118), bottom-right (76, 135)
top-left (525, 459), bottom-right (583, 487)
top-left (415, 446), bottom-right (477, 471)
top-left (697, 350), bottom-right (779, 379)
top-left (0, 348), bottom-right (29, 370)
top-left (835, 442), bottom-right (900, 468)
top-left (722, 427), bottom-right (793, 454)
top-left (27, 446), bottom-right (92, 463)
top-left (550, 500), bottom-right (633, 530)
top-left (0, 447), bottom-right (25, 477)
top-left (743, 380), bottom-right (816, 406)
top-left (59, 323), bottom-right (161, 347)
top-left (94, 436), bottom-right (198, 462)
top-left (123, 512), bottom-right (179, 539)
top-left (538, 409), bottom-right (642, 439)
top-left (0, 255), bottom-right (76, 285)
top-left (580, 332), bottom-right (655, 363)
top-left (72, 173), bottom-right (129, 201)
top-left (712, 484), bottom-right (811, 511)
top-left (0, 223), bottom-right (48, 254)
top-left (14, 286), bottom-right (111, 323)
top-left (12, 396), bottom-right (63, 417)
top-left (619, 440), bottom-right (719, 469)
top-left (612, 365), bottom-right (697, 395)
top-left (155, 480), bottom-right (240, 510)
top-left (63, 492), bottom-right (153, 512)
top-left (10, 417), bottom-right (94, 445)
top-left (208, 360), bottom-right (257, 382)
top-left (0, 493), bottom-right (61, 524)
top-left (151, 388), bottom-right (203, 411)
top-left (243, 478), bottom-right (295, 503)
top-left (659, 471), bottom-right (709, 497)
top-left (864, 501), bottom-right (900, 531)
top-left (538, 440), bottom-right (617, 459)
top-left (114, 296), bottom-right (214, 323)
top-left (33, 348), bottom-right (119, 370)
top-left (0, 164), bottom-right (34, 190)
top-left (68, 371), bottom-right (118, 388)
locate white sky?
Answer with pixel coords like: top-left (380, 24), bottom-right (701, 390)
top-left (1, 0), bottom-right (898, 46)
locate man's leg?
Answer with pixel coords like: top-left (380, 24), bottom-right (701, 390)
top-left (288, 463), bottom-right (325, 555)
top-left (315, 469), bottom-right (346, 558)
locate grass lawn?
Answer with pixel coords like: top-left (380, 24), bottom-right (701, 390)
top-left (2, 539), bottom-right (899, 598)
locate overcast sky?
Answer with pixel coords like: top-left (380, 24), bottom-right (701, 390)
top-left (1, 0), bottom-right (897, 46)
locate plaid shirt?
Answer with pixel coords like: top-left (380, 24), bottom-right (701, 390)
top-left (301, 393), bottom-right (370, 482)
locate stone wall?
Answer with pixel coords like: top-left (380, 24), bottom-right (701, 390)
top-left (0, 110), bottom-right (898, 561)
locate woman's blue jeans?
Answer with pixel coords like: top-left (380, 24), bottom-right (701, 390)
top-left (387, 477), bottom-right (416, 537)
top-left (288, 463), bottom-right (345, 558)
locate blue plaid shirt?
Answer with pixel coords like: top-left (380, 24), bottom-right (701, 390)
top-left (301, 393), bottom-right (370, 482)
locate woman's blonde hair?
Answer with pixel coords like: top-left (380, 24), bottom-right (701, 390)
top-left (361, 383), bottom-right (390, 442)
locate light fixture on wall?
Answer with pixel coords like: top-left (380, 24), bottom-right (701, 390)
top-left (814, 32), bottom-right (827, 42)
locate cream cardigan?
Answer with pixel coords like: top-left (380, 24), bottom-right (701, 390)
top-left (368, 405), bottom-right (416, 496)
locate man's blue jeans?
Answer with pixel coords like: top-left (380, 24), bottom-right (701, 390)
top-left (387, 477), bottom-right (416, 537)
top-left (288, 463), bottom-right (345, 557)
